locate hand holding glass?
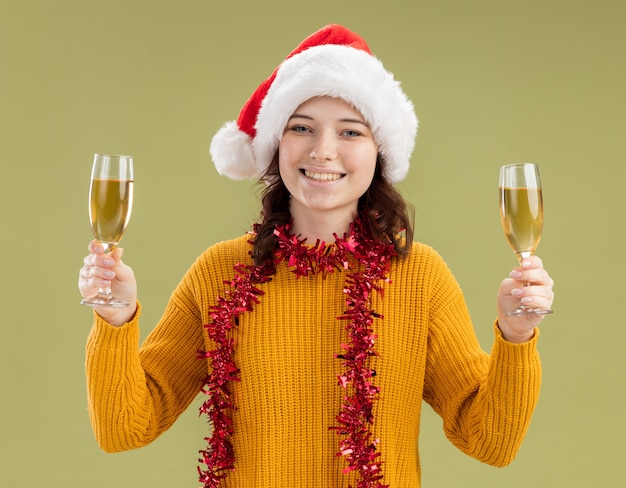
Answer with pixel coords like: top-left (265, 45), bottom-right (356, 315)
top-left (81, 154), bottom-right (134, 307)
top-left (499, 163), bottom-right (553, 316)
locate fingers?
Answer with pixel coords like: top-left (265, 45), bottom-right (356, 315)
top-left (509, 256), bottom-right (553, 288)
top-left (505, 278), bottom-right (554, 307)
top-left (520, 254), bottom-right (543, 268)
top-left (78, 242), bottom-right (124, 298)
top-left (78, 261), bottom-right (114, 299)
top-left (496, 255), bottom-right (555, 341)
top-left (88, 240), bottom-right (119, 255)
top-left (81, 254), bottom-right (117, 280)
top-left (88, 239), bottom-right (102, 253)
top-left (78, 241), bottom-right (138, 326)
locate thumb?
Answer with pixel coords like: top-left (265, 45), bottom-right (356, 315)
top-left (110, 247), bottom-right (134, 283)
top-left (111, 246), bottom-right (124, 261)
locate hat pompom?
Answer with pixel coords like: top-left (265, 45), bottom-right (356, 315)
top-left (210, 121), bottom-right (257, 180)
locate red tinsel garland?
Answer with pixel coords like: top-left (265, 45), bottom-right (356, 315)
top-left (197, 221), bottom-right (395, 487)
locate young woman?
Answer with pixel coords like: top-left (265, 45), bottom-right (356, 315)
top-left (78, 24), bottom-right (554, 488)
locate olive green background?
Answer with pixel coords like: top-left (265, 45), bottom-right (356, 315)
top-left (1, 0), bottom-right (624, 486)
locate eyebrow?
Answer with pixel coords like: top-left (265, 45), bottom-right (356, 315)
top-left (289, 113), bottom-right (369, 127)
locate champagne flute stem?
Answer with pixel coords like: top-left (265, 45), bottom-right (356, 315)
top-left (517, 250), bottom-right (532, 287)
top-left (95, 243), bottom-right (116, 298)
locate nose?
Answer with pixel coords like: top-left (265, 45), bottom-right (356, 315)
top-left (309, 130), bottom-right (337, 162)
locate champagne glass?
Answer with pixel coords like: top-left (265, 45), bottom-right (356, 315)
top-left (81, 154), bottom-right (134, 307)
top-left (499, 163), bottom-right (553, 316)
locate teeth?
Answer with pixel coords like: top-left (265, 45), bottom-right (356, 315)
top-left (304, 170), bottom-right (342, 181)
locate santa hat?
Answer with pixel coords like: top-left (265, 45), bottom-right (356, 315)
top-left (210, 24), bottom-right (418, 184)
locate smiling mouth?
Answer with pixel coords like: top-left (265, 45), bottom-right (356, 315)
top-left (302, 169), bottom-right (345, 182)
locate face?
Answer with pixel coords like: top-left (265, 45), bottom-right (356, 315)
top-left (278, 96), bottom-right (378, 223)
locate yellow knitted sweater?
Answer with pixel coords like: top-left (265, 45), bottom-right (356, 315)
top-left (86, 235), bottom-right (541, 487)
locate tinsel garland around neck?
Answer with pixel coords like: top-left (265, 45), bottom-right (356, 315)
top-left (197, 220), bottom-right (396, 488)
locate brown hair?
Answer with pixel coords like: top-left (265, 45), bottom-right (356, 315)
top-left (252, 153), bottom-right (414, 267)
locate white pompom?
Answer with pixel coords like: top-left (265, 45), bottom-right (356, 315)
top-left (209, 121), bottom-right (257, 180)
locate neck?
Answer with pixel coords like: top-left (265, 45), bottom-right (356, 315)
top-left (288, 206), bottom-right (356, 244)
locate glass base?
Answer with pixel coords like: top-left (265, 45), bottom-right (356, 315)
top-left (81, 296), bottom-right (129, 308)
top-left (506, 306), bottom-right (553, 316)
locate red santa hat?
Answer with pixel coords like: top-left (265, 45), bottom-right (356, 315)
top-left (210, 24), bottom-right (418, 184)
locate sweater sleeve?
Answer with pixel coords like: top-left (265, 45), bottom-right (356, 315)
top-left (85, 272), bottom-right (208, 453)
top-left (421, 252), bottom-right (541, 467)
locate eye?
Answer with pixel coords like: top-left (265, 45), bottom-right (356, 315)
top-left (341, 129), bottom-right (362, 138)
top-left (287, 124), bottom-right (312, 134)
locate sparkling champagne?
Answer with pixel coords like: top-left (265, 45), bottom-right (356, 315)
top-left (89, 178), bottom-right (134, 246)
top-left (499, 187), bottom-right (543, 257)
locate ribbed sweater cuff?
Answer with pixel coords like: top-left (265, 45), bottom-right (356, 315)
top-left (492, 321), bottom-right (540, 366)
top-left (90, 302), bottom-right (142, 349)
